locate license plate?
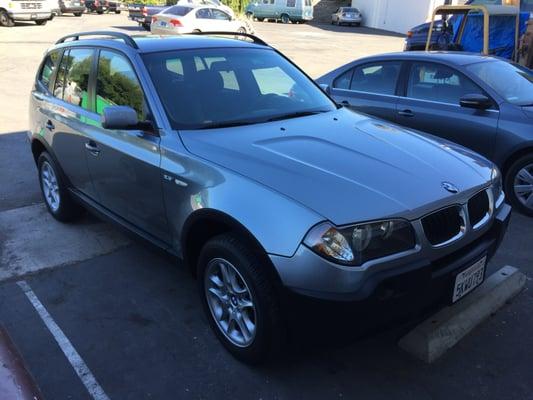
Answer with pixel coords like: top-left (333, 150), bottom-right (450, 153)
top-left (452, 256), bottom-right (486, 303)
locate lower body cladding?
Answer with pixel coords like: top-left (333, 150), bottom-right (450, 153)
top-left (270, 204), bottom-right (511, 333)
top-left (8, 11), bottom-right (52, 21)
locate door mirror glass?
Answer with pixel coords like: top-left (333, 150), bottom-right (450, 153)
top-left (460, 93), bottom-right (492, 110)
top-left (101, 106), bottom-right (139, 130)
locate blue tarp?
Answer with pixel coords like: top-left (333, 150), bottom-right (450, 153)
top-left (451, 12), bottom-right (529, 59)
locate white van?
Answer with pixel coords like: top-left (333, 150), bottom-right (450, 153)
top-left (0, 0), bottom-right (52, 26)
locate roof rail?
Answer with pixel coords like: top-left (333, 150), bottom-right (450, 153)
top-left (55, 31), bottom-right (139, 49)
top-left (188, 31), bottom-right (269, 47)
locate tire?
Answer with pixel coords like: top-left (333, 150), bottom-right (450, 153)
top-left (74, 12), bottom-right (82, 16)
top-left (237, 26), bottom-right (246, 34)
top-left (280, 13), bottom-right (289, 24)
top-left (97, 10), bottom-right (103, 14)
top-left (35, 19), bottom-right (47, 25)
top-left (37, 152), bottom-right (83, 222)
top-left (0, 10), bottom-right (15, 27)
top-left (115, 10), bottom-right (120, 14)
top-left (192, 29), bottom-right (200, 33)
top-left (257, 17), bottom-right (264, 22)
top-left (504, 153), bottom-right (533, 216)
top-left (198, 233), bottom-right (284, 364)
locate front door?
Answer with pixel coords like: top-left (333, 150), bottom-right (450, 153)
top-left (84, 49), bottom-right (170, 242)
top-left (395, 61), bottom-right (499, 159)
top-left (329, 60), bottom-right (403, 122)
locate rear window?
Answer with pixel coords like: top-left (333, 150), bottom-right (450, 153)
top-left (53, 48), bottom-right (93, 110)
top-left (165, 5), bottom-right (192, 15)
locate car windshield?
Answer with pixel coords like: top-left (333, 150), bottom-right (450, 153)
top-left (342, 8), bottom-right (359, 12)
top-left (466, 60), bottom-right (533, 106)
top-left (142, 47), bottom-right (336, 129)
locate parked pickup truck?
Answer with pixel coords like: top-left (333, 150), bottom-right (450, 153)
top-left (128, 3), bottom-right (166, 30)
top-left (0, 0), bottom-right (52, 26)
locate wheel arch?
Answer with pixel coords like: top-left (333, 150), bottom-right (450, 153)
top-left (501, 144), bottom-right (533, 180)
top-left (181, 208), bottom-right (282, 286)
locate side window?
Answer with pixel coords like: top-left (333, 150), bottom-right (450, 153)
top-left (349, 61), bottom-right (401, 95)
top-left (39, 50), bottom-right (61, 90)
top-left (211, 9), bottom-right (230, 20)
top-left (54, 48), bottom-right (93, 109)
top-left (286, 0), bottom-right (296, 7)
top-left (333, 68), bottom-right (353, 89)
top-left (196, 8), bottom-right (211, 18)
top-left (96, 50), bottom-right (145, 120)
top-left (407, 62), bottom-right (483, 104)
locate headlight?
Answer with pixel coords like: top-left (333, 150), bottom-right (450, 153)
top-left (303, 219), bottom-right (416, 266)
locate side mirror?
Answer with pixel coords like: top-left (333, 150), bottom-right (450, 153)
top-left (319, 83), bottom-right (331, 95)
top-left (101, 106), bottom-right (139, 130)
top-left (460, 94), bottom-right (492, 110)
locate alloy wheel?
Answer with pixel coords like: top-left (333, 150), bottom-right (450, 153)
top-left (204, 258), bottom-right (257, 347)
top-left (41, 161), bottom-right (60, 212)
top-left (514, 163), bottom-right (533, 211)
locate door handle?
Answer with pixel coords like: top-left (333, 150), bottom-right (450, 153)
top-left (85, 141), bottom-right (100, 156)
top-left (398, 109), bottom-right (414, 117)
top-left (45, 120), bottom-right (55, 131)
top-left (341, 100), bottom-right (351, 106)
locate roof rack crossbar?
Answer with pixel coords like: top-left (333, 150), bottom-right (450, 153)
top-left (188, 31), bottom-right (268, 47)
top-left (55, 31), bottom-right (139, 49)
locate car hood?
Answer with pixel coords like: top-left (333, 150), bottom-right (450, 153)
top-left (179, 108), bottom-right (493, 225)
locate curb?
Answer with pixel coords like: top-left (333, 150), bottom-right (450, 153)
top-left (398, 265), bottom-right (526, 363)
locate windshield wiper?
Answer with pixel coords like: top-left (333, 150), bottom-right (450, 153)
top-left (266, 110), bottom-right (328, 122)
top-left (196, 120), bottom-right (260, 130)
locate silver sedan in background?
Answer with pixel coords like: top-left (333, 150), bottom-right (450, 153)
top-left (331, 7), bottom-right (362, 26)
top-left (151, 4), bottom-right (247, 34)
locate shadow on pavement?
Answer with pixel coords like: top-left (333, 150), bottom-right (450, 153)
top-left (0, 131), bottom-right (41, 212)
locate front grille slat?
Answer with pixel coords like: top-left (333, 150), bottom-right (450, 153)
top-left (468, 190), bottom-right (490, 228)
top-left (422, 205), bottom-right (464, 246)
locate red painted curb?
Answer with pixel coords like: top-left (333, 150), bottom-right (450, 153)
top-left (0, 325), bottom-right (44, 400)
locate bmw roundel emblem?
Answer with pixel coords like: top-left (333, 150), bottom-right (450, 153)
top-left (441, 181), bottom-right (459, 194)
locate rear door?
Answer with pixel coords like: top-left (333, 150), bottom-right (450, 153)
top-left (34, 47), bottom-right (98, 200)
top-left (329, 60), bottom-right (403, 122)
top-left (395, 61), bottom-right (499, 158)
top-left (84, 49), bottom-right (170, 242)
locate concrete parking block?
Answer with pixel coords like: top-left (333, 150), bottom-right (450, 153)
top-left (0, 203), bottom-right (130, 281)
top-left (399, 266), bottom-right (526, 363)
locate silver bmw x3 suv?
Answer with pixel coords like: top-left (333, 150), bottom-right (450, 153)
top-left (29, 31), bottom-right (511, 362)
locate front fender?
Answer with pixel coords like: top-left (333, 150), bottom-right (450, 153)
top-left (160, 147), bottom-right (324, 258)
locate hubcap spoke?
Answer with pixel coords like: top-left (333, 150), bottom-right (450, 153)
top-left (515, 184), bottom-right (533, 196)
top-left (517, 168), bottom-right (533, 185)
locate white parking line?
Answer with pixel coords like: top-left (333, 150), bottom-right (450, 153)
top-left (17, 280), bottom-right (111, 400)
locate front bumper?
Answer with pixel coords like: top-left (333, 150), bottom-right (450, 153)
top-left (8, 11), bottom-right (52, 20)
top-left (270, 203), bottom-right (511, 302)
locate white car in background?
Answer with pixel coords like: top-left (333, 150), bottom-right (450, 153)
top-left (177, 0), bottom-right (234, 17)
top-left (151, 5), bottom-right (247, 35)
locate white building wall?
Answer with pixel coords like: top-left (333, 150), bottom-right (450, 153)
top-left (352, 0), bottom-right (460, 34)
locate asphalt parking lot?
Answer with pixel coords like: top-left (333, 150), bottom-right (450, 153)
top-left (1, 13), bottom-right (533, 400)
